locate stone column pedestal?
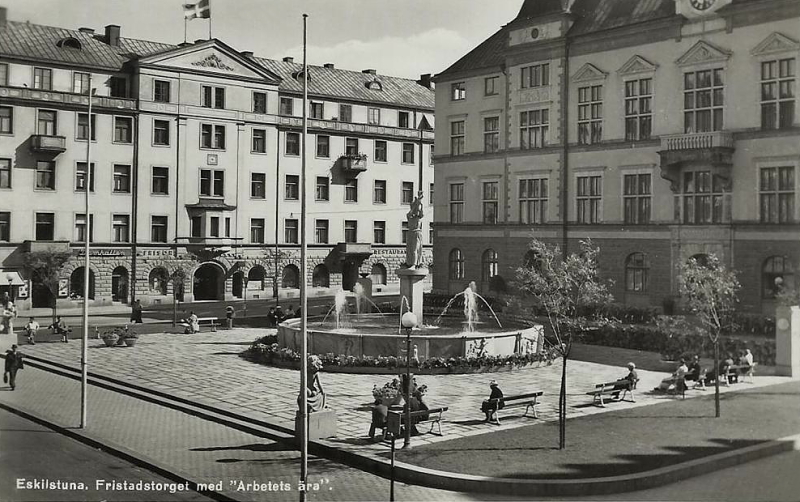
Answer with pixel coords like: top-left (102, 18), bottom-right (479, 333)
top-left (775, 306), bottom-right (800, 377)
top-left (295, 409), bottom-right (337, 441)
top-left (397, 267), bottom-right (428, 326)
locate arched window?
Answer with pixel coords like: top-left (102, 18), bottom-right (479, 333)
top-left (481, 249), bottom-right (498, 282)
top-left (69, 267), bottom-right (95, 299)
top-left (282, 265), bottom-right (300, 289)
top-left (625, 253), bottom-right (649, 292)
top-left (449, 248), bottom-right (464, 280)
top-left (312, 264), bottom-right (330, 288)
top-left (370, 263), bottom-right (387, 285)
top-left (763, 256), bottom-right (795, 299)
top-left (248, 265), bottom-right (266, 290)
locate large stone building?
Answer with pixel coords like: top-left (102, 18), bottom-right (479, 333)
top-left (432, 0), bottom-right (798, 313)
top-left (0, 8), bottom-right (435, 309)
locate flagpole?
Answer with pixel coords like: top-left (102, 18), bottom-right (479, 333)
top-left (184, 16), bottom-right (187, 44)
top-left (208, 15), bottom-right (212, 39)
top-left (81, 75), bottom-right (93, 429)
top-left (299, 13), bottom-right (309, 502)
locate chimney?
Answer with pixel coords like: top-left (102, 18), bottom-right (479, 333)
top-left (241, 51), bottom-right (253, 58)
top-left (323, 63), bottom-right (334, 69)
top-left (417, 73), bottom-right (432, 89)
top-left (104, 24), bottom-right (120, 46)
top-left (178, 42), bottom-right (192, 47)
top-left (78, 27), bottom-right (95, 35)
top-left (0, 7), bottom-right (7, 28)
top-left (194, 39), bottom-right (206, 44)
top-left (362, 69), bottom-right (377, 75)
top-left (282, 56), bottom-right (294, 63)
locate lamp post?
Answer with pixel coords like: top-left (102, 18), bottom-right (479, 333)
top-left (243, 278), bottom-right (249, 319)
top-left (400, 310), bottom-right (418, 448)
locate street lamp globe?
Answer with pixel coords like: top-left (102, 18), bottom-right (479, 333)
top-left (401, 311), bottom-right (418, 329)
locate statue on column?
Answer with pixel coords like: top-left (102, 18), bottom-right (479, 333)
top-left (298, 355), bottom-right (327, 413)
top-left (1, 293), bottom-right (17, 335)
top-left (404, 191), bottom-right (425, 269)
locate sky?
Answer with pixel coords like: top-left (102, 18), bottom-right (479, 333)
top-left (2, 0), bottom-right (524, 79)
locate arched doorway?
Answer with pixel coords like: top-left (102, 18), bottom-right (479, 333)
top-left (370, 263), bottom-right (387, 285)
top-left (312, 264), bottom-right (330, 288)
top-left (112, 266), bottom-right (129, 303)
top-left (282, 265), bottom-right (299, 289)
top-left (232, 271), bottom-right (244, 298)
top-left (248, 266), bottom-right (266, 291)
top-left (70, 267), bottom-right (95, 300)
top-left (149, 267), bottom-right (169, 296)
top-left (193, 263), bottom-right (224, 300)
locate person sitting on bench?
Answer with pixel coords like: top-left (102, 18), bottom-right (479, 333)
top-left (49, 316), bottom-right (70, 343)
top-left (738, 348), bottom-right (753, 378)
top-left (182, 311), bottom-right (200, 334)
top-left (655, 359), bottom-right (688, 392)
top-left (24, 317), bottom-right (40, 345)
top-left (686, 355), bottom-right (703, 383)
top-left (612, 362), bottom-right (639, 399)
top-left (705, 354), bottom-right (734, 385)
top-left (480, 380), bottom-right (504, 422)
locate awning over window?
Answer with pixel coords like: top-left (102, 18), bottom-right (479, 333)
top-left (0, 271), bottom-right (25, 286)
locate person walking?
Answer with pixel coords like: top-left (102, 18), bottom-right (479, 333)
top-left (130, 299), bottom-right (143, 324)
top-left (4, 344), bottom-right (24, 391)
top-left (24, 317), bottom-right (39, 345)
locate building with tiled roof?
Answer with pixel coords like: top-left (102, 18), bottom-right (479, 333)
top-left (431, 0), bottom-right (799, 314)
top-left (0, 8), bottom-right (435, 309)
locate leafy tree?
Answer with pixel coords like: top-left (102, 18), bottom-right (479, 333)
top-left (679, 254), bottom-right (740, 418)
top-left (21, 249), bottom-right (73, 322)
top-left (515, 239), bottom-right (612, 449)
top-left (170, 267), bottom-right (188, 327)
top-left (775, 281), bottom-right (800, 307)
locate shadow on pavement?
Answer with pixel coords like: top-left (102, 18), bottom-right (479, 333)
top-left (191, 442), bottom-right (292, 453)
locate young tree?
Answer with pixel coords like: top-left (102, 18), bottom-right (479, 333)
top-left (21, 250), bottom-right (73, 323)
top-left (515, 239), bottom-right (612, 449)
top-left (170, 268), bottom-right (187, 327)
top-left (679, 254), bottom-right (740, 418)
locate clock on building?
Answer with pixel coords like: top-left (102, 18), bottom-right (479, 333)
top-left (690, 0), bottom-right (716, 10)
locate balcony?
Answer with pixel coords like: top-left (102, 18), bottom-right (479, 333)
top-left (29, 135), bottom-right (67, 155)
top-left (338, 154), bottom-right (368, 174)
top-left (176, 236), bottom-right (242, 259)
top-left (658, 131), bottom-right (735, 192)
top-left (335, 242), bottom-right (373, 259)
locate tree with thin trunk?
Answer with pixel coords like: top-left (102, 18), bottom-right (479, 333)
top-left (170, 268), bottom-right (187, 327)
top-left (515, 239), bottom-right (612, 449)
top-left (679, 254), bottom-right (740, 418)
top-left (21, 250), bottom-right (73, 323)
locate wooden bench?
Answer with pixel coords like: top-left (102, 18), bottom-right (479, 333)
top-left (386, 407), bottom-right (449, 437)
top-left (486, 391), bottom-right (543, 424)
top-left (725, 363), bottom-right (757, 384)
top-left (587, 380), bottom-right (636, 407)
top-left (182, 317), bottom-right (219, 332)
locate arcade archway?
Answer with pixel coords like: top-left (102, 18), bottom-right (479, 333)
top-left (193, 263), bottom-right (225, 300)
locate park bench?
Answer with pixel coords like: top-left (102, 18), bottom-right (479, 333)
top-left (383, 406), bottom-right (449, 438)
top-left (486, 391), bottom-right (543, 424)
top-left (17, 329), bottom-right (68, 344)
top-left (725, 363), bottom-right (757, 385)
top-left (587, 380), bottom-right (636, 407)
top-left (180, 316), bottom-right (219, 333)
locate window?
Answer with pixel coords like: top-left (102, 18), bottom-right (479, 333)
top-left (763, 256), bottom-right (795, 299)
top-left (429, 183), bottom-right (434, 205)
top-left (201, 124), bottom-right (226, 149)
top-left (0, 212), bottom-right (9, 242)
top-left (578, 85), bottom-right (603, 144)
top-left (371, 264), bottom-right (387, 285)
top-left (33, 68), bottom-right (52, 90)
top-left (310, 102), bottom-right (323, 119)
top-left (200, 169), bottom-right (224, 197)
top-left (250, 218), bottom-right (265, 244)
top-left (339, 104), bottom-right (352, 122)
top-left (110, 76), bottom-right (128, 98)
top-left (316, 176), bottom-right (329, 201)
top-left (625, 253), bottom-right (649, 292)
top-left (345, 137), bottom-right (358, 156)
top-left (312, 265), bottom-right (330, 288)
top-left (112, 214), bottom-right (130, 242)
top-left (315, 219), bottom-right (329, 244)
top-left (684, 69), bottom-right (723, 133)
top-left (251, 173), bottom-right (266, 199)
top-left (152, 167), bottom-right (169, 194)
top-left (113, 165), bottom-right (131, 193)
top-left (761, 59), bottom-right (795, 130)
top-left (451, 82), bottom-right (466, 101)
top-left (153, 119), bottom-right (170, 145)
top-left (398, 111), bottom-right (410, 128)
top-left (191, 216), bottom-right (202, 238)
top-left (280, 97), bottom-right (294, 116)
top-left (35, 213), bottom-right (55, 240)
top-left (225, 218), bottom-right (231, 238)
top-left (760, 166), bottom-right (795, 223)
top-left (449, 249), bottom-right (465, 280)
top-left (153, 80), bottom-right (171, 103)
top-left (35, 161), bottom-right (55, 190)
top-left (286, 132), bottom-right (300, 156)
top-left (402, 221), bottom-right (409, 244)
top-left (316, 135), bottom-right (330, 158)
top-left (683, 171), bottom-right (723, 224)
top-left (284, 219), bottom-right (298, 244)
top-left (373, 221), bottom-right (385, 244)
top-left (200, 86), bottom-right (225, 109)
top-left (253, 92), bottom-right (267, 114)
top-left (151, 216), bottom-right (168, 243)
top-left (519, 109), bottom-right (549, 149)
top-left (0, 159), bottom-right (10, 189)
top-left (0, 106), bottom-right (13, 134)
top-left (484, 117), bottom-right (500, 153)
top-left (76, 113), bottom-right (96, 140)
top-left (72, 72), bottom-right (90, 94)
top-left (430, 145), bottom-right (434, 165)
top-left (37, 110), bottom-right (57, 135)
top-left (74, 214), bottom-right (93, 242)
top-left (368, 107), bottom-right (380, 125)
top-left (482, 181), bottom-right (499, 224)
top-left (577, 175), bottom-right (602, 224)
top-left (449, 183), bottom-right (464, 223)
top-left (402, 182), bottom-right (414, 205)
top-left (482, 249), bottom-right (499, 282)
top-left (450, 121), bottom-right (465, 155)
top-left (285, 174), bottom-right (299, 200)
top-left (252, 128), bottom-right (266, 153)
top-left (623, 174), bottom-right (651, 224)
top-left (344, 220), bottom-right (358, 243)
top-left (114, 117), bottom-right (132, 143)
top-left (402, 143), bottom-right (415, 164)
top-left (374, 180), bottom-right (386, 203)
top-left (209, 217), bottom-right (220, 237)
top-left (625, 78), bottom-right (653, 141)
top-left (0, 64), bottom-right (8, 86)
top-left (374, 140), bottom-right (387, 162)
top-left (521, 63), bottom-right (549, 89)
top-left (345, 179), bottom-right (358, 202)
top-left (282, 265), bottom-right (300, 289)
top-left (75, 162), bottom-right (95, 192)
top-left (519, 178), bottom-right (547, 224)
top-left (485, 76), bottom-right (499, 96)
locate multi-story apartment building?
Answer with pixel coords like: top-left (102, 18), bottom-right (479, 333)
top-left (0, 9), bottom-right (435, 309)
top-left (432, 0), bottom-right (798, 314)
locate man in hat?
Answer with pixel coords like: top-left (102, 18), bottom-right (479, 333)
top-left (480, 380), bottom-right (504, 422)
top-left (4, 344), bottom-right (24, 390)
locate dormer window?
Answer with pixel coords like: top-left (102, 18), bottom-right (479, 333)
top-left (366, 78), bottom-right (383, 91)
top-left (57, 37), bottom-right (83, 50)
top-left (293, 70), bottom-right (311, 82)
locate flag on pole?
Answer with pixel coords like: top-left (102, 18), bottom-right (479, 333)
top-left (184, 0), bottom-right (211, 20)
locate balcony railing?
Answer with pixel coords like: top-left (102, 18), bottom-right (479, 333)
top-left (0, 85), bottom-right (137, 111)
top-left (660, 131), bottom-right (734, 151)
top-left (278, 116), bottom-right (435, 142)
top-left (339, 154), bottom-right (368, 173)
top-left (29, 135), bottom-right (67, 154)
